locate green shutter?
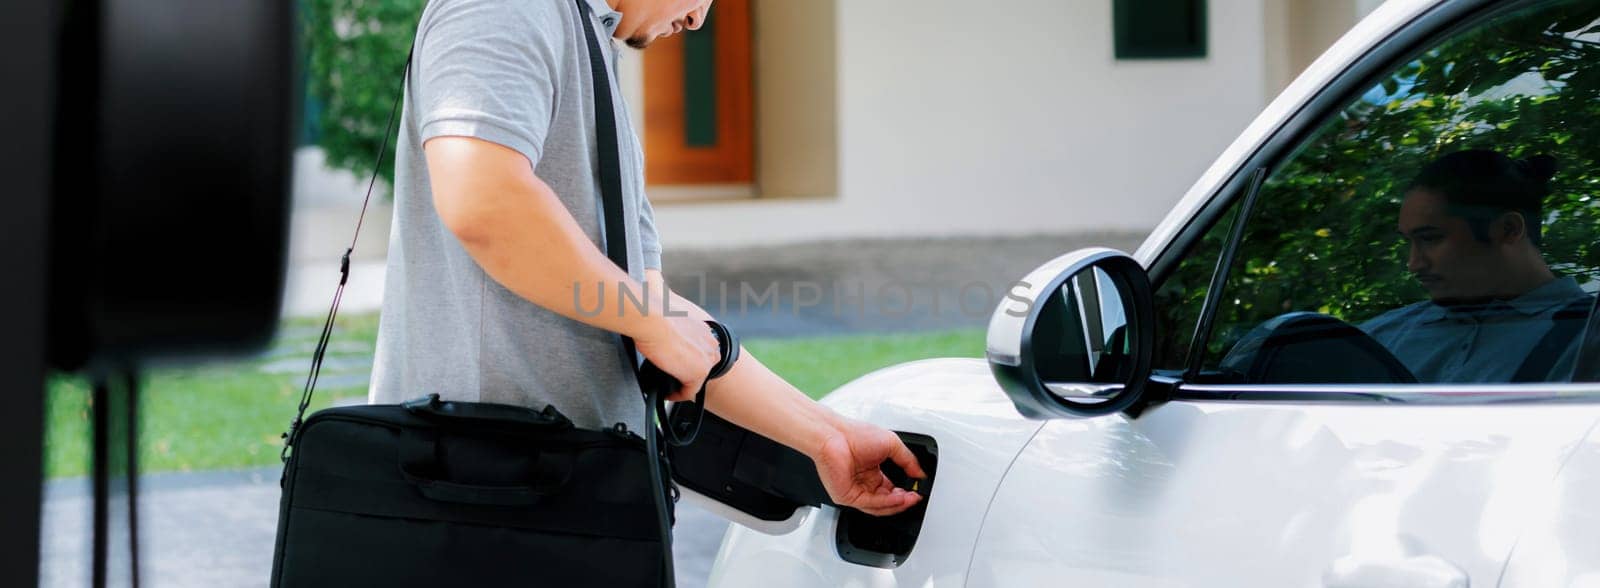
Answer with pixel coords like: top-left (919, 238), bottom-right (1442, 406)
top-left (683, 17), bottom-right (719, 147)
top-left (1114, 0), bottom-right (1207, 59)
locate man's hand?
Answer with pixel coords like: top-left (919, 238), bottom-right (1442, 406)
top-left (812, 418), bottom-right (927, 516)
top-left (634, 313), bottom-right (720, 402)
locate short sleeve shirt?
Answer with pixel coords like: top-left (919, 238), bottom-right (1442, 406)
top-left (1361, 277), bottom-right (1592, 383)
top-left (370, 0), bottom-right (663, 433)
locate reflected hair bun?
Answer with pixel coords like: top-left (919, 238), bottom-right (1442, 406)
top-left (1517, 154), bottom-right (1558, 184)
top-left (1409, 149), bottom-right (1555, 246)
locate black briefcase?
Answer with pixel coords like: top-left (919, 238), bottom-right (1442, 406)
top-left (270, 394), bottom-right (671, 586)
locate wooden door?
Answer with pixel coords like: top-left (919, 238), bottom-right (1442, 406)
top-left (641, 0), bottom-right (754, 186)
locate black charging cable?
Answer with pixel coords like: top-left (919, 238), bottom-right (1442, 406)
top-left (639, 320), bottom-right (739, 587)
top-left (650, 320), bottom-right (739, 447)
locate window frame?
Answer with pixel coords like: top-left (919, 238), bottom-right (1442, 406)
top-left (1140, 0), bottom-right (1600, 403)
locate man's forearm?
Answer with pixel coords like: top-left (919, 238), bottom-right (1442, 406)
top-left (652, 277), bottom-right (843, 458)
top-left (702, 349), bottom-right (845, 459)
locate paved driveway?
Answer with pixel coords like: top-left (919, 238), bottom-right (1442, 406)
top-left (40, 467), bottom-right (730, 587)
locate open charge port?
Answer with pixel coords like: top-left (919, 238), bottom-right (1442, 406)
top-left (835, 432), bottom-right (938, 569)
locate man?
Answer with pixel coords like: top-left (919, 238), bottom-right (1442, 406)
top-left (369, 0), bottom-right (924, 516)
top-left (1362, 150), bottom-right (1593, 383)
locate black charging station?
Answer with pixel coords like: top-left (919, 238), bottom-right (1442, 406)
top-left (4, 1), bottom-right (298, 585)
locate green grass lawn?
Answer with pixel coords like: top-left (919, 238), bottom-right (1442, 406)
top-left (43, 315), bottom-right (982, 479)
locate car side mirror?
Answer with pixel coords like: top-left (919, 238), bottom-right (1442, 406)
top-left (986, 248), bottom-right (1155, 418)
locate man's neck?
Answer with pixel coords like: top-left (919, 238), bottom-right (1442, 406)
top-left (1438, 269), bottom-right (1557, 308)
top-left (1508, 270), bottom-right (1559, 299)
top-left (1483, 247), bottom-right (1559, 302)
top-left (1501, 250), bottom-right (1558, 300)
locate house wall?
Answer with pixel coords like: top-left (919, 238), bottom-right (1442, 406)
top-left (1265, 0), bottom-right (1386, 98)
top-left (648, 0), bottom-right (1272, 249)
top-left (752, 0), bottom-right (839, 199)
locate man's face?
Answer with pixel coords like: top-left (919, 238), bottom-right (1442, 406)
top-left (616, 0), bottom-right (714, 50)
top-left (1397, 189), bottom-right (1512, 304)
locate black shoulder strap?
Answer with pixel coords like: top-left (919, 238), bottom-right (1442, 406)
top-left (578, 10), bottom-right (630, 276)
top-left (574, 7), bottom-right (681, 588)
top-left (1512, 296), bottom-right (1596, 383)
top-left (573, 0), bottom-right (641, 368)
top-left (283, 49), bottom-right (412, 461)
top-left (570, 8), bottom-right (715, 447)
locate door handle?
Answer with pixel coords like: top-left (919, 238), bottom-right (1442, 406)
top-left (1323, 554), bottom-right (1469, 588)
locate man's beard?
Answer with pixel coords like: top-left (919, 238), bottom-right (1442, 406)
top-left (625, 35), bottom-right (652, 50)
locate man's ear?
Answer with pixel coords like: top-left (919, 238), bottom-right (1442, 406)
top-left (1494, 211), bottom-right (1528, 245)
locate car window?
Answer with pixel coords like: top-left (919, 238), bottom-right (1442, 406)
top-left (1194, 0), bottom-right (1600, 385)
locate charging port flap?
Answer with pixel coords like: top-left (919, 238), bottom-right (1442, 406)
top-left (835, 432), bottom-right (937, 568)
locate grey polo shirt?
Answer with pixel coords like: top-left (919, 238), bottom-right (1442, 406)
top-left (370, 0), bottom-right (663, 433)
top-left (1361, 277), bottom-right (1592, 383)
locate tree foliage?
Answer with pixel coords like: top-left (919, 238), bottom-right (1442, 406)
top-left (1153, 1), bottom-right (1600, 368)
top-left (303, 0), bottom-right (424, 186)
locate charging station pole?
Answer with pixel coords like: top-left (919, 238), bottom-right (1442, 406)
top-left (0, 1), bottom-right (57, 585)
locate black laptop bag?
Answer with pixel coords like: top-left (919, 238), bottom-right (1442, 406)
top-left (270, 395), bottom-right (670, 586)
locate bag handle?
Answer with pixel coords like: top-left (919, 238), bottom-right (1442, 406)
top-left (398, 428), bottom-right (576, 507)
top-left (402, 393), bottom-right (575, 432)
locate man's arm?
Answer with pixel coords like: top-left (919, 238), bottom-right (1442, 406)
top-left (425, 136), bottom-right (721, 398)
top-left (644, 270), bottom-right (926, 516)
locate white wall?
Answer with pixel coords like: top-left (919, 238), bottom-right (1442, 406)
top-left (651, 0), bottom-right (1269, 248)
top-left (1356, 0), bottom-right (1389, 17)
top-left (1264, 0), bottom-right (1385, 108)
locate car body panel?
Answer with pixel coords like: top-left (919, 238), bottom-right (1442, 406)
top-left (1499, 418), bottom-right (1600, 586)
top-left (707, 359), bottom-right (1045, 586)
top-left (968, 401), bottom-right (1600, 587)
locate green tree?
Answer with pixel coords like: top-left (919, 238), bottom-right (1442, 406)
top-left (303, 0), bottom-right (423, 187)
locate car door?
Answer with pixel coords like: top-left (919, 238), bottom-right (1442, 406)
top-left (970, 0), bottom-right (1600, 585)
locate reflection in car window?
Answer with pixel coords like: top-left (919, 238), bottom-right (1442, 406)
top-left (1198, 0), bottom-right (1600, 385)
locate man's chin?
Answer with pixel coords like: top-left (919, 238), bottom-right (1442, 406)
top-left (1429, 291), bottom-right (1497, 308)
top-left (1424, 287), bottom-right (1459, 305)
top-left (625, 35), bottom-right (654, 50)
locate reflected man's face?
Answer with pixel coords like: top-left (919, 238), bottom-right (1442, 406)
top-left (1397, 189), bottom-right (1505, 304)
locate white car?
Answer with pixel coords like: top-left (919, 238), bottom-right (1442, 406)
top-left (691, 0), bottom-right (1600, 585)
